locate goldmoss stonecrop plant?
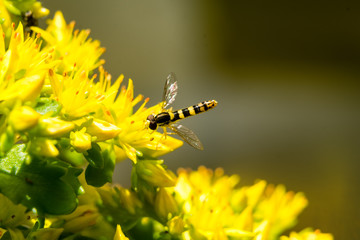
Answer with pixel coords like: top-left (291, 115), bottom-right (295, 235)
top-left (0, 1), bottom-right (334, 239)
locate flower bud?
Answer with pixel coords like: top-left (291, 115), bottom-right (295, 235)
top-left (168, 216), bottom-right (185, 235)
top-left (31, 2), bottom-right (50, 18)
top-left (70, 128), bottom-right (92, 153)
top-left (62, 205), bottom-right (98, 233)
top-left (38, 117), bottom-right (75, 138)
top-left (136, 183), bottom-right (156, 205)
top-left (154, 187), bottom-right (178, 222)
top-left (136, 160), bottom-right (176, 187)
top-left (115, 187), bottom-right (142, 215)
top-left (0, 74), bottom-right (45, 103)
top-left (114, 225), bottom-right (129, 240)
top-left (86, 118), bottom-right (121, 142)
top-left (30, 138), bottom-right (59, 157)
top-left (8, 106), bottom-right (40, 131)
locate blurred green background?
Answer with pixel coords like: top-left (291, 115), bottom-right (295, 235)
top-left (44, 1), bottom-right (360, 239)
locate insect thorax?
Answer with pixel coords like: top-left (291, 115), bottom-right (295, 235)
top-left (154, 112), bottom-right (171, 126)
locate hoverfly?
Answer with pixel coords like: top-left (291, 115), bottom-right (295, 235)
top-left (146, 73), bottom-right (217, 150)
top-left (22, 11), bottom-right (38, 35)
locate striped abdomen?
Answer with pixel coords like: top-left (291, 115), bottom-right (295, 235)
top-left (155, 100), bottom-right (218, 126)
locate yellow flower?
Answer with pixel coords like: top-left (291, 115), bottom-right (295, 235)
top-left (254, 184), bottom-right (308, 239)
top-left (0, 23), bottom-right (55, 106)
top-left (93, 67), bottom-right (182, 162)
top-left (280, 229), bottom-right (334, 240)
top-left (70, 128), bottom-right (92, 153)
top-left (31, 11), bottom-right (105, 73)
top-left (48, 69), bottom-right (103, 119)
top-left (30, 2), bottom-right (50, 19)
top-left (168, 166), bottom-right (310, 240)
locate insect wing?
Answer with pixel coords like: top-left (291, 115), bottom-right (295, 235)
top-left (169, 123), bottom-right (204, 150)
top-left (162, 72), bottom-right (178, 109)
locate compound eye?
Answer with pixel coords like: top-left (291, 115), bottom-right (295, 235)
top-left (149, 122), bottom-right (157, 130)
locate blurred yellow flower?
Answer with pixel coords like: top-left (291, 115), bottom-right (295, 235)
top-left (135, 160), bottom-right (177, 187)
top-left (114, 225), bottom-right (129, 240)
top-left (170, 166), bottom-right (311, 240)
top-left (280, 229), bottom-right (334, 240)
top-left (167, 216), bottom-right (185, 235)
top-left (0, 0), bottom-right (49, 35)
top-left (8, 105), bottom-right (40, 131)
top-left (154, 187), bottom-right (178, 221)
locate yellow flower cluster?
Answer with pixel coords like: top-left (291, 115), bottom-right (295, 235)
top-left (68, 166), bottom-right (332, 240)
top-left (0, 10), bottom-right (181, 160)
top-left (142, 166), bottom-right (333, 240)
top-left (0, 3), bottom-right (334, 240)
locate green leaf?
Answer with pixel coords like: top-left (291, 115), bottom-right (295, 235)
top-left (34, 98), bottom-right (61, 116)
top-left (0, 144), bottom-right (81, 215)
top-left (53, 159), bottom-right (84, 196)
top-left (0, 193), bottom-right (34, 228)
top-left (85, 147), bottom-right (115, 187)
top-left (84, 143), bottom-right (104, 168)
top-left (7, 228), bottom-right (25, 240)
top-left (27, 228), bottom-right (63, 240)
